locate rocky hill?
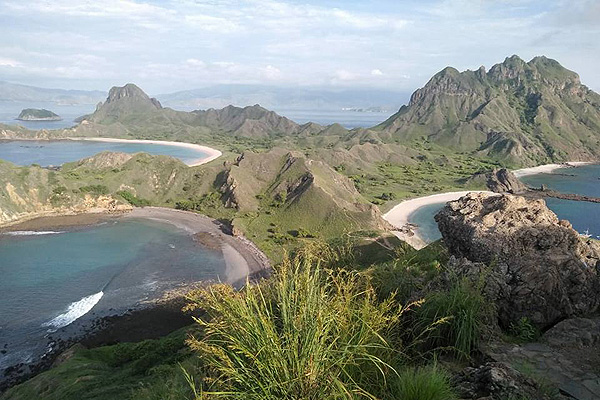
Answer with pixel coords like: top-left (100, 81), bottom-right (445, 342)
top-left (377, 56), bottom-right (600, 166)
top-left (74, 84), bottom-right (320, 140)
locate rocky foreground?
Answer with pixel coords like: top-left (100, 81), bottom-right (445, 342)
top-left (436, 193), bottom-right (600, 400)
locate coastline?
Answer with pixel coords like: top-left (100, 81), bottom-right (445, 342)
top-left (70, 137), bottom-right (222, 166)
top-left (513, 161), bottom-right (594, 178)
top-left (0, 207), bottom-right (270, 392)
top-left (383, 191), bottom-right (494, 249)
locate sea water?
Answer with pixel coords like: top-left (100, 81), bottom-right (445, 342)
top-left (0, 219), bottom-right (226, 372)
top-left (407, 164), bottom-right (600, 243)
top-left (0, 139), bottom-right (209, 166)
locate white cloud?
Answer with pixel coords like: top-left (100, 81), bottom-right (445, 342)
top-left (0, 0), bottom-right (598, 92)
top-left (0, 57), bottom-right (20, 67)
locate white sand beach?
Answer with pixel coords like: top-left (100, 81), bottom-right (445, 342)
top-left (384, 191), bottom-right (494, 249)
top-left (513, 161), bottom-right (594, 178)
top-left (71, 137), bottom-right (222, 166)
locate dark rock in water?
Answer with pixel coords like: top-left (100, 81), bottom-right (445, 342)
top-left (435, 193), bottom-right (600, 329)
top-left (452, 362), bottom-right (544, 400)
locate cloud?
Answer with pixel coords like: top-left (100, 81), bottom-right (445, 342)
top-left (0, 0), bottom-right (598, 92)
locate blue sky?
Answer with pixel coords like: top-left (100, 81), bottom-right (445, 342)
top-left (0, 0), bottom-right (598, 93)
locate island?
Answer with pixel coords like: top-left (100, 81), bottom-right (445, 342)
top-left (16, 108), bottom-right (62, 121)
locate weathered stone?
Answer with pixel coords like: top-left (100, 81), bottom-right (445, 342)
top-left (543, 317), bottom-right (600, 348)
top-left (435, 193), bottom-right (600, 329)
top-left (452, 362), bottom-right (545, 400)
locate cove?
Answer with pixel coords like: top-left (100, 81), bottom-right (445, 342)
top-left (0, 139), bottom-right (218, 167)
top-left (0, 218), bottom-right (226, 373)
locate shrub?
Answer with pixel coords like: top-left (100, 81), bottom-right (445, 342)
top-left (184, 250), bottom-right (400, 399)
top-left (117, 190), bottom-right (151, 207)
top-left (387, 365), bottom-right (457, 400)
top-left (414, 279), bottom-right (491, 359)
top-left (79, 184), bottom-right (109, 196)
top-left (509, 317), bottom-right (539, 343)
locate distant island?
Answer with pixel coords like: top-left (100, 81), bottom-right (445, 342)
top-left (16, 108), bottom-right (62, 121)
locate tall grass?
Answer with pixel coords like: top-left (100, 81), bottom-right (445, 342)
top-left (387, 365), bottom-right (457, 400)
top-left (414, 279), bottom-right (491, 359)
top-left (184, 250), bottom-right (400, 399)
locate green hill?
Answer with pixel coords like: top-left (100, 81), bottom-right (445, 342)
top-left (16, 109), bottom-right (61, 121)
top-left (376, 55), bottom-right (600, 166)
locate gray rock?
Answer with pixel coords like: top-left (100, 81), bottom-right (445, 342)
top-left (543, 317), bottom-right (600, 348)
top-left (452, 362), bottom-right (547, 400)
top-left (435, 193), bottom-right (600, 329)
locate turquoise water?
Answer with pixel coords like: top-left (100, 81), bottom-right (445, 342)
top-left (0, 139), bottom-right (209, 166)
top-left (407, 164), bottom-right (600, 243)
top-left (0, 219), bottom-right (226, 371)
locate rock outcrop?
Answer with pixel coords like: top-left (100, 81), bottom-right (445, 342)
top-left (452, 362), bottom-right (549, 400)
top-left (435, 193), bottom-right (600, 329)
top-left (468, 168), bottom-right (527, 193)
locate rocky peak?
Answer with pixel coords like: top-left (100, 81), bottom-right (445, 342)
top-left (435, 193), bottom-right (600, 329)
top-left (106, 83), bottom-right (162, 109)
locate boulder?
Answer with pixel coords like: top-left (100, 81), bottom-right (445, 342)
top-left (435, 193), bottom-right (600, 329)
top-left (486, 168), bottom-right (527, 193)
top-left (452, 362), bottom-right (550, 400)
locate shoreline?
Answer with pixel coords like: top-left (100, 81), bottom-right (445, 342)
top-left (0, 137), bottom-right (223, 167)
top-left (513, 161), bottom-right (594, 178)
top-left (383, 191), bottom-right (494, 249)
top-left (0, 207), bottom-right (270, 392)
top-left (70, 137), bottom-right (222, 166)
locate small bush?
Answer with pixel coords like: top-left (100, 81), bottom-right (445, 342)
top-left (415, 279), bottom-right (491, 359)
top-left (387, 365), bottom-right (457, 400)
top-left (117, 190), bottom-right (151, 207)
top-left (509, 317), bottom-right (539, 343)
top-left (79, 184), bottom-right (109, 196)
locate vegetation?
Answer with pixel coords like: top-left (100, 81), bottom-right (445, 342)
top-left (1, 329), bottom-right (198, 400)
top-left (117, 190), bottom-right (151, 207)
top-left (183, 249), bottom-right (399, 399)
top-left (388, 365), bottom-right (457, 400)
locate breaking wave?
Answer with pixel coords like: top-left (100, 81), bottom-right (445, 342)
top-left (4, 231), bottom-right (64, 236)
top-left (42, 291), bottom-right (104, 330)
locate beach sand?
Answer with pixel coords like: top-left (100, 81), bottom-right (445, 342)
top-left (513, 161), bottom-right (594, 178)
top-left (383, 191), bottom-right (494, 249)
top-left (71, 137), bottom-right (222, 166)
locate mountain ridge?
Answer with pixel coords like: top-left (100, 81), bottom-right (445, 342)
top-left (376, 55), bottom-right (600, 166)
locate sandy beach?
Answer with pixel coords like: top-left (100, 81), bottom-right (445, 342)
top-left (71, 137), bottom-right (222, 166)
top-left (383, 191), bottom-right (494, 249)
top-left (513, 161), bottom-right (594, 178)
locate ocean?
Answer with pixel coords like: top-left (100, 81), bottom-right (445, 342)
top-left (0, 139), bottom-right (209, 166)
top-left (0, 218), bottom-right (225, 374)
top-left (408, 164), bottom-right (600, 243)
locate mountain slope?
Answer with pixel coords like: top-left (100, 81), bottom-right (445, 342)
top-left (377, 56), bottom-right (600, 166)
top-left (75, 84), bottom-right (321, 140)
top-left (0, 81), bottom-right (105, 105)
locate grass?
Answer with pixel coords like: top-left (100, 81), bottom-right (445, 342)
top-left (413, 278), bottom-right (492, 360)
top-left (0, 329), bottom-right (198, 400)
top-left (386, 365), bottom-right (457, 400)
top-left (183, 247), bottom-right (401, 399)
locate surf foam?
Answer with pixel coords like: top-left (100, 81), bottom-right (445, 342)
top-left (4, 231), bottom-right (63, 236)
top-left (42, 291), bottom-right (104, 330)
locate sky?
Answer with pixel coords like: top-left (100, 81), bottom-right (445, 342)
top-left (0, 0), bottom-right (599, 94)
